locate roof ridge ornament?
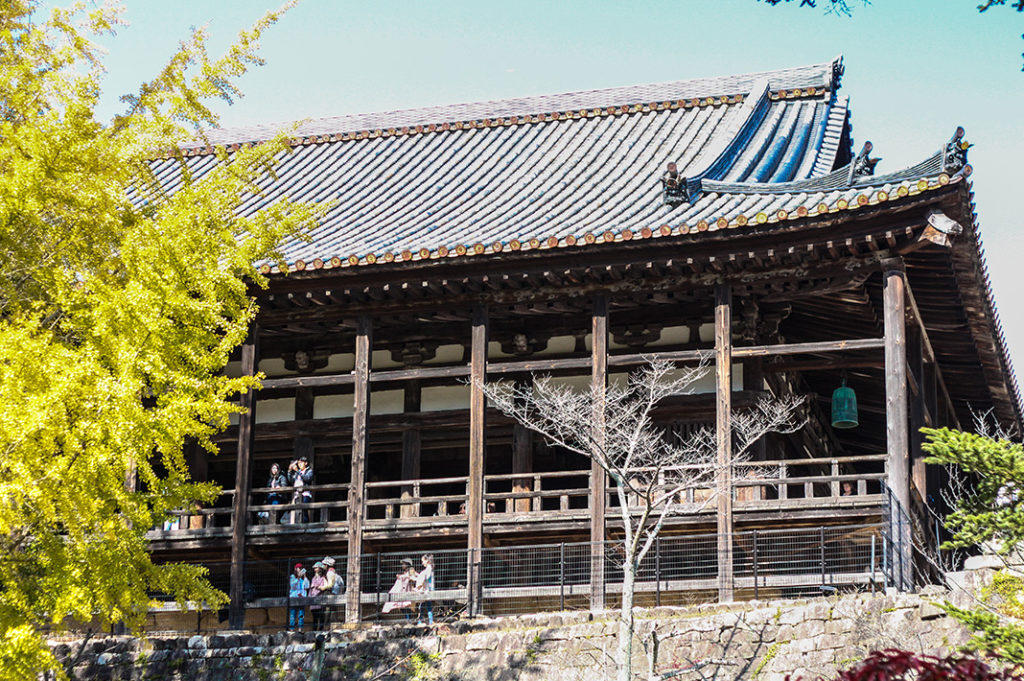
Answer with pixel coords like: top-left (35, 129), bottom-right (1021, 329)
top-left (847, 141), bottom-right (881, 184)
top-left (943, 127), bottom-right (971, 172)
top-left (830, 55), bottom-right (845, 90)
top-left (661, 162), bottom-right (691, 206)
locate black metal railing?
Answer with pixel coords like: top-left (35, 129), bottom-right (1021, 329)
top-left (144, 521), bottom-right (893, 634)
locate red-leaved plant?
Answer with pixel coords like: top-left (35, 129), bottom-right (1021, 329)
top-left (790, 649), bottom-right (1023, 681)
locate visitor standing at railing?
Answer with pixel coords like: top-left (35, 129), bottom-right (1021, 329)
top-left (321, 556), bottom-right (343, 625)
top-left (382, 557), bottom-right (417, 618)
top-left (287, 563), bottom-right (309, 632)
top-left (265, 463), bottom-right (288, 524)
top-left (308, 562), bottom-right (327, 630)
top-left (288, 456), bottom-right (314, 523)
top-left (415, 554), bottom-right (434, 625)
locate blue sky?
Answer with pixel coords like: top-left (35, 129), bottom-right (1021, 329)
top-left (89, 0), bottom-right (1024, 379)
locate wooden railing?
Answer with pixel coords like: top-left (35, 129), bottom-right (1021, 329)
top-left (152, 489), bottom-right (235, 533)
top-left (732, 454), bottom-right (887, 506)
top-left (365, 475), bottom-right (468, 519)
top-left (248, 482), bottom-right (350, 525)
top-left (150, 454), bottom-right (888, 539)
top-left (605, 454), bottom-right (887, 510)
top-left (362, 470), bottom-right (591, 520)
top-left (485, 470), bottom-right (591, 514)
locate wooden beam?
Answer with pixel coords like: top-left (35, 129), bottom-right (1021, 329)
top-left (591, 295), bottom-right (608, 610)
top-left (468, 305), bottom-right (488, 616)
top-left (715, 284), bottom-right (734, 603)
top-left (764, 358), bottom-right (884, 373)
top-left (401, 381), bottom-right (422, 519)
top-left (883, 266), bottom-right (912, 590)
top-left (259, 338), bottom-right (886, 392)
top-left (345, 316), bottom-right (371, 624)
top-left (731, 338), bottom-right (884, 359)
top-left (229, 329), bottom-right (258, 629)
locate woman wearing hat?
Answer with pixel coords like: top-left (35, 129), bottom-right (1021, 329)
top-left (320, 556), bottom-right (343, 626)
top-left (287, 562), bottom-right (309, 632)
top-left (382, 557), bottom-right (417, 618)
top-left (308, 562), bottom-right (327, 630)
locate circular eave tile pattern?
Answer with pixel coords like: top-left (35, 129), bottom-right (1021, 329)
top-left (267, 172), bottom-right (958, 274)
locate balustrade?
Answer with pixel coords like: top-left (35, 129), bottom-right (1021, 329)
top-left (150, 454), bottom-right (888, 539)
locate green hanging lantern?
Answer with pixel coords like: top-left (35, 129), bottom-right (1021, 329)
top-left (831, 376), bottom-right (859, 429)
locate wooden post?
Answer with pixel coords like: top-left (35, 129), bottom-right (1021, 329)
top-left (468, 305), bottom-right (488, 616)
top-left (229, 329), bottom-right (258, 630)
top-left (512, 378), bottom-right (533, 513)
top-left (908, 326), bottom-right (927, 500)
top-left (401, 381), bottom-right (422, 518)
top-left (346, 316), bottom-right (372, 624)
top-left (883, 267), bottom-right (912, 590)
top-left (715, 284), bottom-right (734, 603)
top-left (591, 294), bottom-right (608, 611)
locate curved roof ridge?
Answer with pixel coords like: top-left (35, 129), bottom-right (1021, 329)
top-left (186, 60), bottom-right (839, 149)
top-left (701, 148), bottom-right (947, 196)
top-left (810, 94), bottom-right (849, 177)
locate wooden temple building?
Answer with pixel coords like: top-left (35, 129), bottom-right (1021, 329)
top-left (147, 58), bottom-right (1020, 628)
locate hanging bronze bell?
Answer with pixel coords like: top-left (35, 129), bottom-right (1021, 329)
top-left (831, 378), bottom-right (859, 429)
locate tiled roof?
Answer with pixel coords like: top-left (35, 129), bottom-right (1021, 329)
top-left (184, 60), bottom-right (842, 150)
top-left (157, 58), bottom-right (865, 272)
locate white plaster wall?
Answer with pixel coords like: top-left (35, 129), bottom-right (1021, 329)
top-left (255, 398), bottom-right (294, 424)
top-left (423, 385), bottom-right (470, 411)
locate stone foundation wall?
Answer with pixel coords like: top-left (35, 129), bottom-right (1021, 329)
top-left (53, 579), bottom-right (981, 681)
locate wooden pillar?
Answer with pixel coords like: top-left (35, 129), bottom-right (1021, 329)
top-left (512, 378), bottom-right (533, 513)
top-left (590, 295), bottom-right (608, 610)
top-left (401, 381), bottom-right (422, 518)
top-left (715, 284), bottom-right (734, 603)
top-left (229, 329), bottom-right (259, 629)
top-left (468, 305), bottom-right (488, 615)
top-left (908, 326), bottom-right (927, 500)
top-left (883, 267), bottom-right (912, 590)
top-left (346, 316), bottom-right (372, 624)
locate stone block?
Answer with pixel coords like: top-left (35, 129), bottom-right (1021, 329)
top-left (794, 619), bottom-right (826, 639)
top-left (777, 605), bottom-right (808, 626)
top-left (824, 618), bottom-right (853, 635)
top-left (790, 637), bottom-right (819, 654)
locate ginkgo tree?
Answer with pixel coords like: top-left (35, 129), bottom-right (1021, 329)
top-left (0, 2), bottom-right (322, 678)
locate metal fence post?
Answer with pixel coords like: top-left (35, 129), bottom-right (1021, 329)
top-left (375, 553), bottom-right (382, 625)
top-left (898, 512), bottom-right (905, 591)
top-left (559, 543), bottom-right (565, 611)
top-left (882, 533), bottom-right (889, 590)
top-left (870, 533), bottom-right (876, 595)
top-left (467, 548), bottom-right (476, 617)
top-left (752, 530), bottom-right (759, 600)
top-left (655, 537), bottom-right (661, 607)
top-left (819, 526), bottom-right (826, 586)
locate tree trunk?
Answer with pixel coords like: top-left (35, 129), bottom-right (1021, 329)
top-left (617, 561), bottom-right (637, 681)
